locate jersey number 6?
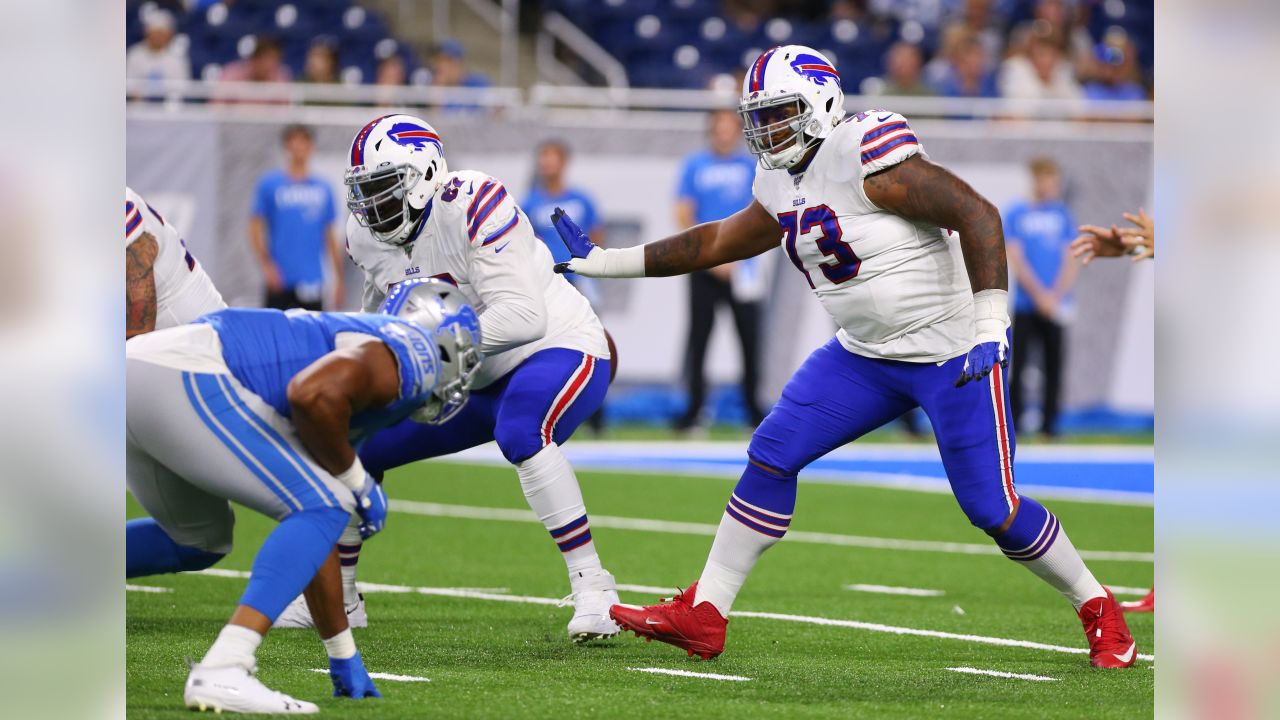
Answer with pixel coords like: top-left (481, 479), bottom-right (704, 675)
top-left (779, 205), bottom-right (860, 289)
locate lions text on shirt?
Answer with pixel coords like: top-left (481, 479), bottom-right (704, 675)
top-left (750, 111), bottom-right (975, 362)
top-left (126, 186), bottom-right (227, 331)
top-left (345, 170), bottom-right (608, 388)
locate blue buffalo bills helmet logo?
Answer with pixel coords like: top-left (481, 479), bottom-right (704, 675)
top-left (789, 53), bottom-right (839, 86)
top-left (387, 122), bottom-right (443, 153)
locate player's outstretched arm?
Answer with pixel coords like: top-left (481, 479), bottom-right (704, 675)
top-left (864, 155), bottom-right (1009, 387)
top-left (125, 232), bottom-right (159, 338)
top-left (552, 200), bottom-right (779, 278)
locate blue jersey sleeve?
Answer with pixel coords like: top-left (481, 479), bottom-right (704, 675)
top-left (677, 155), bottom-right (699, 202)
top-left (252, 174), bottom-right (273, 219)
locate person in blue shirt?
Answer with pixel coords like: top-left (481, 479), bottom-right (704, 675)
top-left (524, 139), bottom-right (603, 305)
top-left (249, 124), bottom-right (346, 311)
top-left (1005, 156), bottom-right (1081, 437)
top-left (673, 110), bottom-right (765, 431)
top-left (430, 39), bottom-right (493, 113)
top-left (1083, 43), bottom-right (1147, 102)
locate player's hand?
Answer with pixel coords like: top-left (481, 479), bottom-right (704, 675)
top-left (1115, 207), bottom-right (1154, 262)
top-left (329, 652), bottom-right (381, 699)
top-left (353, 474), bottom-right (388, 540)
top-left (1071, 224), bottom-right (1127, 265)
top-left (550, 207), bottom-right (601, 275)
top-left (956, 290), bottom-right (1011, 388)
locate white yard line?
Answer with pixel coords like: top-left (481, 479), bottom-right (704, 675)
top-left (844, 584), bottom-right (945, 597)
top-left (189, 569), bottom-right (1153, 663)
top-left (126, 584), bottom-right (174, 593)
top-left (616, 583), bottom-right (681, 595)
top-left (627, 667), bottom-right (751, 682)
top-left (1108, 585), bottom-right (1151, 595)
top-left (389, 500), bottom-right (1154, 563)
top-left (946, 667), bottom-right (1058, 682)
top-left (310, 669), bottom-right (430, 683)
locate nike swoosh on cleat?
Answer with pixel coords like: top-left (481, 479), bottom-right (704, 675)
top-left (644, 618), bottom-right (663, 625)
top-left (1114, 642), bottom-right (1136, 663)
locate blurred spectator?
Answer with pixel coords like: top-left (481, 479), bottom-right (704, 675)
top-left (674, 110), bottom-right (766, 431)
top-left (248, 125), bottom-right (345, 312)
top-left (1007, 0), bottom-right (1094, 69)
top-left (1005, 156), bottom-right (1080, 438)
top-left (998, 29), bottom-right (1082, 100)
top-left (125, 9), bottom-right (190, 87)
top-left (429, 40), bottom-right (492, 112)
top-left (1084, 43), bottom-right (1146, 101)
top-left (220, 35), bottom-right (292, 83)
top-left (933, 31), bottom-right (999, 98)
top-left (302, 37), bottom-right (339, 84)
top-left (880, 42), bottom-right (935, 96)
top-left (941, 0), bottom-right (1004, 68)
top-left (523, 140), bottom-right (604, 306)
top-left (374, 54), bottom-right (407, 107)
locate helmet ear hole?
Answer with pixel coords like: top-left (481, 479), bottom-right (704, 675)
top-left (826, 98), bottom-right (834, 112)
top-left (425, 163), bottom-right (435, 181)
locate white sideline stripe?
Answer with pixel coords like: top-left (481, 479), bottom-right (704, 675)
top-left (126, 584), bottom-right (174, 593)
top-left (732, 610), bottom-right (1154, 662)
top-left (310, 669), bottom-right (430, 683)
top-left (389, 500), bottom-right (1155, 563)
top-left (191, 570), bottom-right (1153, 663)
top-left (627, 667), bottom-right (751, 682)
top-left (1108, 585), bottom-right (1150, 595)
top-left (845, 584), bottom-right (944, 597)
top-left (946, 667), bottom-right (1058, 682)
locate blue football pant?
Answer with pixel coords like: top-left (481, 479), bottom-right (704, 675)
top-left (360, 347), bottom-right (611, 472)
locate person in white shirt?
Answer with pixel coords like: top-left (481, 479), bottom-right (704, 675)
top-left (125, 10), bottom-right (190, 93)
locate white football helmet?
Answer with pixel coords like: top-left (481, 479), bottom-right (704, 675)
top-left (379, 277), bottom-right (482, 424)
top-left (345, 114), bottom-right (449, 244)
top-left (739, 46), bottom-right (846, 170)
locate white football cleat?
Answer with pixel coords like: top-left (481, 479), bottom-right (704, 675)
top-left (184, 663), bottom-right (318, 714)
top-left (272, 593), bottom-right (368, 630)
top-left (563, 568), bottom-right (621, 643)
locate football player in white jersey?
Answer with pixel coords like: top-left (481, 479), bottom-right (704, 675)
top-left (553, 46), bottom-right (1137, 668)
top-left (125, 186), bottom-right (226, 338)
top-left (274, 114), bottom-right (621, 642)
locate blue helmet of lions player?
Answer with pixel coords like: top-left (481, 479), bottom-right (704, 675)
top-left (739, 46), bottom-right (846, 170)
top-left (380, 277), bottom-right (482, 424)
top-left (345, 114), bottom-right (449, 245)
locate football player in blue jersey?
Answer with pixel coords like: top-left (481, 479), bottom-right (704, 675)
top-left (125, 279), bottom-right (480, 714)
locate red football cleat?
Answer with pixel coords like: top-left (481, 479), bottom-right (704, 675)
top-left (609, 582), bottom-right (727, 660)
top-left (1079, 588), bottom-right (1138, 668)
top-left (1119, 588), bottom-right (1154, 614)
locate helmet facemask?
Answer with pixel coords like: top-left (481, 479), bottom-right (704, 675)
top-left (739, 93), bottom-right (820, 170)
top-left (345, 162), bottom-right (423, 244)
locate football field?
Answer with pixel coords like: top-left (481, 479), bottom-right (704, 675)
top-left (126, 451), bottom-right (1154, 719)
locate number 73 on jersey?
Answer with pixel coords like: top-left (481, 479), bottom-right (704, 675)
top-left (778, 205), bottom-right (861, 289)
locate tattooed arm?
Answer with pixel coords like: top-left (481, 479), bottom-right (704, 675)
top-left (553, 200), bottom-right (779, 278)
top-left (863, 154), bottom-right (1008, 293)
top-left (126, 233), bottom-right (159, 338)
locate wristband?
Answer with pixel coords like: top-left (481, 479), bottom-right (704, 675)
top-left (322, 628), bottom-right (357, 660)
top-left (587, 246), bottom-right (646, 278)
top-left (972, 289), bottom-right (1010, 344)
top-left (334, 457), bottom-right (366, 493)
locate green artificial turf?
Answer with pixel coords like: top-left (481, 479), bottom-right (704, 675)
top-left (127, 460), bottom-right (1154, 718)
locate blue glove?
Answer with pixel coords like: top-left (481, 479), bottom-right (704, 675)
top-left (550, 207), bottom-right (597, 274)
top-left (353, 474), bottom-right (388, 540)
top-left (329, 652), bottom-right (381, 699)
top-left (954, 330), bottom-right (1010, 388)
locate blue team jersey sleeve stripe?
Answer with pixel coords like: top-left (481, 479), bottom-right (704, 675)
top-left (861, 135), bottom-right (919, 164)
top-left (860, 121), bottom-right (909, 145)
top-left (480, 211), bottom-right (519, 246)
top-left (468, 187), bottom-right (508, 240)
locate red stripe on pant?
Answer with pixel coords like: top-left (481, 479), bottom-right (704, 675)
top-left (541, 356), bottom-right (595, 446)
top-left (991, 364), bottom-right (1017, 510)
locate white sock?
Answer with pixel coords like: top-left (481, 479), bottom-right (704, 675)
top-left (1016, 525), bottom-right (1106, 610)
top-left (516, 444), bottom-right (603, 576)
top-left (696, 510), bottom-right (783, 617)
top-left (337, 521), bottom-right (363, 606)
top-left (201, 624), bottom-right (262, 670)
top-left (321, 628), bottom-right (357, 660)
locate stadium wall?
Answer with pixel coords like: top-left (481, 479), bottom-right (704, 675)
top-left (126, 110), bottom-right (1152, 417)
